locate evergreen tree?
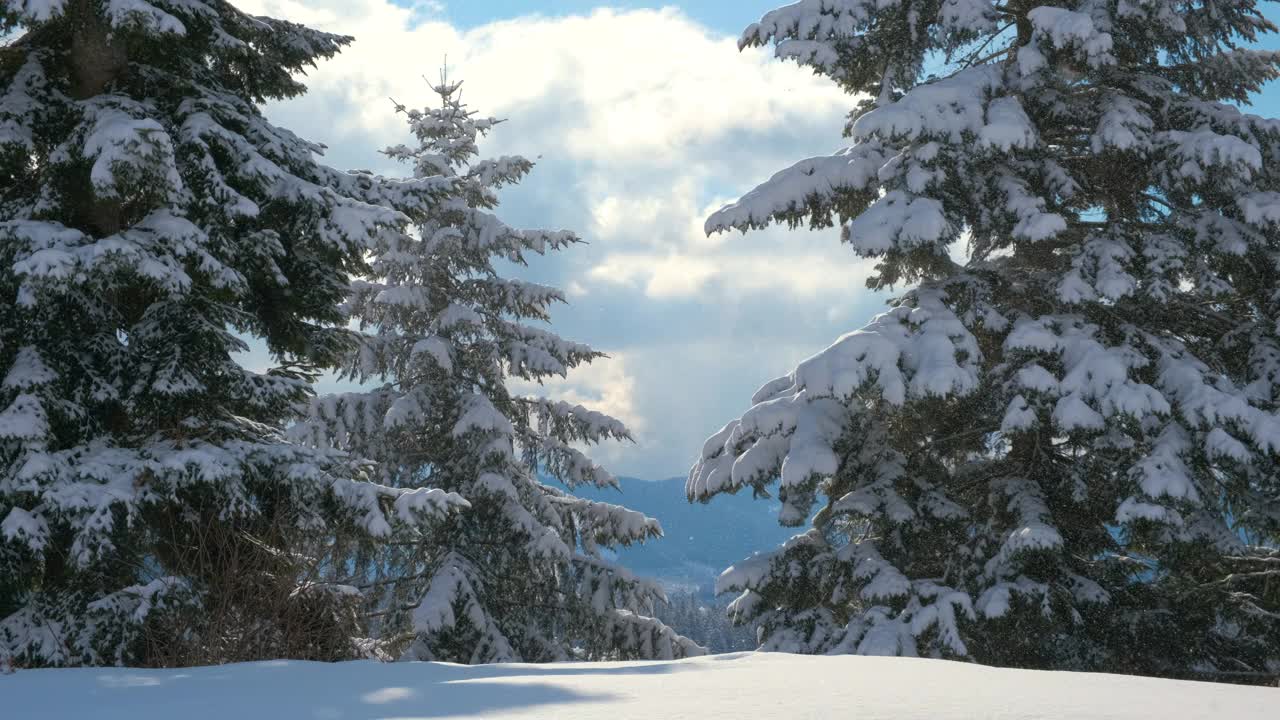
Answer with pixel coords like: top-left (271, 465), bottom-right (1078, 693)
top-left (690, 0), bottom-right (1280, 678)
top-left (290, 73), bottom-right (703, 663)
top-left (0, 1), bottom-right (465, 667)
top-left (655, 589), bottom-right (758, 653)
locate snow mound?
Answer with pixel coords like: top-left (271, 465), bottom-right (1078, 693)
top-left (4, 652), bottom-right (1271, 719)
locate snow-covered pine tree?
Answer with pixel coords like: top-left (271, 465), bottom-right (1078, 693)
top-left (289, 73), bottom-right (703, 663)
top-left (690, 1), bottom-right (1280, 678)
top-left (0, 1), bottom-right (465, 667)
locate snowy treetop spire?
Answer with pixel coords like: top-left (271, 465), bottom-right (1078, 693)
top-left (293, 72), bottom-right (701, 664)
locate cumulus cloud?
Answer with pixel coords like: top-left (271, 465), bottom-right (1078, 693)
top-left (509, 352), bottom-right (645, 469)
top-left (512, 353), bottom-right (644, 435)
top-left (238, 1), bottom-right (874, 295)
top-left (240, 0), bottom-right (886, 478)
top-left (240, 2), bottom-right (848, 161)
top-left (588, 245), bottom-right (879, 300)
top-left (582, 180), bottom-right (878, 300)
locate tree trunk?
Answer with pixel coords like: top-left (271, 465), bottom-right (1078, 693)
top-left (66, 1), bottom-right (129, 235)
top-left (68, 0), bottom-right (128, 100)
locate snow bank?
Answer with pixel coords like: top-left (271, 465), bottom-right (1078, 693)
top-left (4, 652), bottom-right (1271, 719)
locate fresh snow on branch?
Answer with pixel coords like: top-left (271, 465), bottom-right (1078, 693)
top-left (690, 0), bottom-right (1280, 675)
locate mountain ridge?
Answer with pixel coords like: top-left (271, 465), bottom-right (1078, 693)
top-left (567, 475), bottom-right (797, 594)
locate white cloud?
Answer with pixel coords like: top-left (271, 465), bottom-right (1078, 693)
top-left (239, 0), bottom-right (858, 296)
top-left (508, 352), bottom-right (646, 470)
top-left (586, 248), bottom-right (872, 299)
top-left (238, 2), bottom-right (848, 159)
top-left (514, 353), bottom-right (644, 435)
top-left (588, 252), bottom-right (714, 298)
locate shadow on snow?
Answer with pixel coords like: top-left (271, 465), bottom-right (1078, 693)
top-left (7, 656), bottom-right (741, 719)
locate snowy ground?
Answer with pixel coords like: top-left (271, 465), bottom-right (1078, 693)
top-left (5, 652), bottom-right (1272, 719)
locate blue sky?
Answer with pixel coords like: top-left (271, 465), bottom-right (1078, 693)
top-left (434, 0), bottom-right (781, 32)
top-left (238, 1), bottom-right (1280, 481)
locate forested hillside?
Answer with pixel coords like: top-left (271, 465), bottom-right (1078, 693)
top-left (568, 477), bottom-right (795, 591)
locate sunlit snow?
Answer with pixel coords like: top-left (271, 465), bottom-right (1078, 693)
top-left (4, 653), bottom-right (1272, 719)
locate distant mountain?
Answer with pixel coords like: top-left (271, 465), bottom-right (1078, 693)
top-left (566, 476), bottom-right (798, 595)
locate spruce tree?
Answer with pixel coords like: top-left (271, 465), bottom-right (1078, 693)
top-left (0, 1), bottom-right (465, 667)
top-left (290, 73), bottom-right (703, 663)
top-left (690, 0), bottom-right (1280, 678)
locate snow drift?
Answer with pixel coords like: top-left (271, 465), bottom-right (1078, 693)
top-left (4, 652), bottom-right (1272, 719)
